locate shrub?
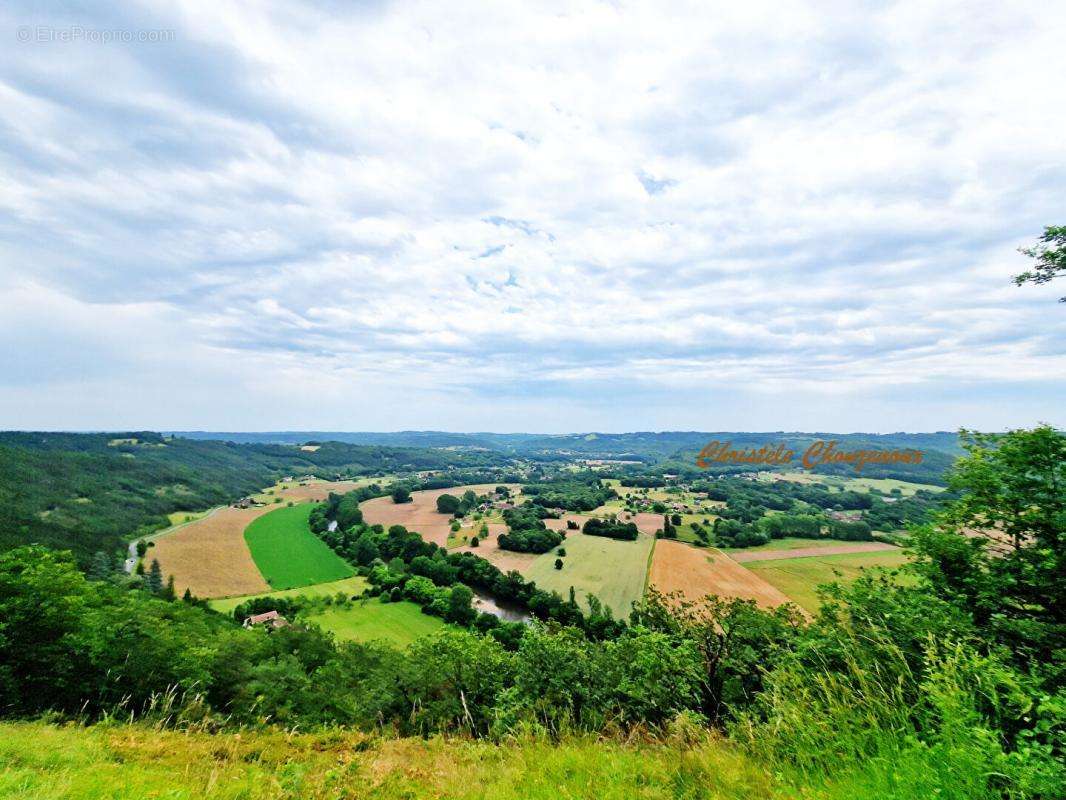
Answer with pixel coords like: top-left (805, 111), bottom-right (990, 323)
top-left (583, 517), bottom-right (639, 541)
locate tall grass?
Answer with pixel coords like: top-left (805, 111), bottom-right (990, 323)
top-left (733, 634), bottom-right (1064, 799)
top-left (0, 720), bottom-right (781, 800)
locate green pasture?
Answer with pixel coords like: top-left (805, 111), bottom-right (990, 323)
top-left (208, 575), bottom-right (368, 614)
top-left (744, 550), bottom-right (913, 613)
top-left (307, 598), bottom-right (446, 648)
top-left (244, 503), bottom-right (355, 590)
top-left (525, 532), bottom-right (654, 617)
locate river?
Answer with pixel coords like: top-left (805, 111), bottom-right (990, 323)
top-left (472, 590), bottom-right (530, 623)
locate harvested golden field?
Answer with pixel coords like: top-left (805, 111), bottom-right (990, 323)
top-left (361, 484), bottom-right (510, 547)
top-left (629, 512), bottom-right (665, 535)
top-left (649, 540), bottom-right (793, 610)
top-left (268, 480), bottom-right (365, 502)
top-left (150, 505), bottom-right (272, 598)
top-left (151, 481), bottom-right (364, 599)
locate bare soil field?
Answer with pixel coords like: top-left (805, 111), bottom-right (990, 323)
top-left (151, 481), bottom-right (364, 598)
top-left (544, 514), bottom-right (590, 532)
top-left (360, 484), bottom-right (510, 547)
top-left (628, 512), bottom-right (665, 535)
top-left (649, 540), bottom-right (793, 610)
top-left (151, 505), bottom-right (272, 598)
top-left (730, 541), bottom-right (900, 563)
top-left (453, 531), bottom-right (540, 574)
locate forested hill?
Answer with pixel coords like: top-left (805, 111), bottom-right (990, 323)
top-left (170, 430), bottom-right (963, 477)
top-left (0, 432), bottom-right (508, 567)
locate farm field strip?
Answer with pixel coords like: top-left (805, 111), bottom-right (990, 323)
top-left (151, 504), bottom-right (272, 598)
top-left (208, 575), bottom-right (369, 614)
top-left (152, 480), bottom-right (369, 599)
top-left (244, 504), bottom-right (355, 590)
top-left (164, 508), bottom-right (216, 528)
top-left (649, 540), bottom-right (794, 610)
top-left (721, 536), bottom-right (871, 554)
top-left (745, 550), bottom-right (913, 613)
top-left (524, 531), bottom-right (654, 617)
top-left (730, 541), bottom-right (900, 562)
top-left (757, 471), bottom-right (944, 496)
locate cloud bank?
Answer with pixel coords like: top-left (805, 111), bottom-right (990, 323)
top-left (1, 0), bottom-right (1064, 431)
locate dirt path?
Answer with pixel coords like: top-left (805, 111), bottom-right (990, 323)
top-left (730, 541), bottom-right (901, 563)
top-left (649, 540), bottom-right (794, 610)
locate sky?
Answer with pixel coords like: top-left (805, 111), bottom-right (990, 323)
top-left (1, 0), bottom-right (1064, 434)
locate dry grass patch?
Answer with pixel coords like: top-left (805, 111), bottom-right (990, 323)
top-left (649, 540), bottom-right (794, 611)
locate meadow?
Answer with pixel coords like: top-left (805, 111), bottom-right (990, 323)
top-left (721, 536), bottom-right (887, 554)
top-left (758, 471), bottom-right (944, 497)
top-left (524, 531), bottom-right (654, 617)
top-left (0, 721), bottom-right (790, 800)
top-left (744, 550), bottom-right (913, 613)
top-left (243, 503), bottom-right (355, 590)
top-left (208, 575), bottom-right (368, 614)
top-left (307, 598), bottom-right (446, 648)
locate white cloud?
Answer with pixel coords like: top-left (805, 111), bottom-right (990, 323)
top-left (0, 0), bottom-right (1063, 431)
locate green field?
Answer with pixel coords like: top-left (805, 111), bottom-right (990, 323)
top-left (759, 471), bottom-right (943, 497)
top-left (744, 551), bottom-right (913, 613)
top-left (243, 503), bottom-right (355, 590)
top-left (525, 532), bottom-right (655, 617)
top-left (208, 575), bottom-right (368, 614)
top-left (165, 508), bottom-right (213, 526)
top-left (308, 598), bottom-right (446, 648)
top-left (722, 537), bottom-right (869, 554)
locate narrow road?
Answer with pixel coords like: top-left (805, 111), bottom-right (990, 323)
top-left (123, 540), bottom-right (138, 574)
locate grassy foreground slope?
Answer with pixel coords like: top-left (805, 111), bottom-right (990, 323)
top-left (0, 722), bottom-right (775, 800)
top-left (243, 503), bottom-right (355, 590)
top-left (0, 720), bottom-right (1010, 800)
